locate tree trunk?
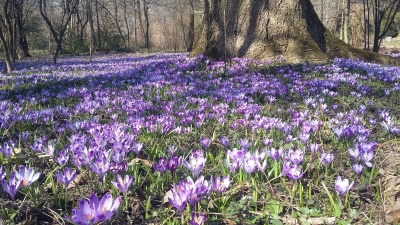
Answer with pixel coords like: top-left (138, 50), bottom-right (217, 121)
top-left (39, 0), bottom-right (79, 64)
top-left (363, 0), bottom-right (367, 50)
top-left (371, 0), bottom-right (400, 53)
top-left (88, 0), bottom-right (97, 48)
top-left (187, 0), bottom-right (195, 52)
top-left (122, 0), bottom-right (130, 49)
top-left (0, 25), bottom-right (12, 72)
top-left (343, 0), bottom-right (350, 43)
top-left (143, 0), bottom-right (150, 49)
top-left (95, 0), bottom-right (101, 48)
top-left (14, 0), bottom-right (30, 58)
top-left (372, 0), bottom-right (380, 52)
top-left (54, 38), bottom-right (63, 65)
top-left (191, 0), bottom-right (400, 65)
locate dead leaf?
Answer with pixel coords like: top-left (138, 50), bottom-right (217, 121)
top-left (386, 203), bottom-right (400, 224)
top-left (68, 171), bottom-right (87, 189)
top-left (223, 218), bottom-right (237, 225)
top-left (163, 190), bottom-right (172, 204)
top-left (385, 176), bottom-right (400, 223)
top-left (127, 158), bottom-right (152, 167)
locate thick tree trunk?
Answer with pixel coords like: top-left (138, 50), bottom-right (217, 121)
top-left (192, 0), bottom-right (399, 65)
top-left (187, 0), bottom-right (195, 52)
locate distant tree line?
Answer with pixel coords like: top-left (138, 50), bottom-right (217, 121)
top-left (0, 0), bottom-right (398, 72)
top-left (311, 0), bottom-right (400, 52)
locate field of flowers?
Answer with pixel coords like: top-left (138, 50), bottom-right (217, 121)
top-left (0, 53), bottom-right (399, 224)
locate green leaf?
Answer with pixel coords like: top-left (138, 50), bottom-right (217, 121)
top-left (332, 209), bottom-right (342, 218)
top-left (309, 208), bottom-right (322, 217)
top-left (337, 219), bottom-right (352, 225)
top-left (247, 215), bottom-right (262, 224)
top-left (348, 208), bottom-right (359, 220)
top-left (300, 207), bottom-right (311, 215)
top-left (265, 199), bottom-right (283, 215)
top-left (270, 218), bottom-right (283, 225)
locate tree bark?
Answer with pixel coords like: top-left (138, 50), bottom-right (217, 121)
top-left (136, 0), bottom-right (145, 48)
top-left (88, 0), bottom-right (98, 48)
top-left (0, 20), bottom-right (12, 72)
top-left (122, 0), bottom-right (130, 49)
top-left (187, 0), bottom-right (195, 52)
top-left (14, 0), bottom-right (30, 58)
top-left (191, 0), bottom-right (400, 65)
top-left (143, 0), bottom-right (150, 49)
top-left (95, 0), bottom-right (101, 48)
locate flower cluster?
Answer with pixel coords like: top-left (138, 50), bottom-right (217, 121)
top-left (168, 175), bottom-right (230, 212)
top-left (1, 166), bottom-right (40, 200)
top-left (226, 148), bottom-right (267, 174)
top-left (348, 141), bottom-right (376, 174)
top-left (68, 193), bottom-right (121, 225)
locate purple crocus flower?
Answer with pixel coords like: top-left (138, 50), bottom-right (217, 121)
top-left (287, 148), bottom-right (304, 165)
top-left (299, 132), bottom-right (310, 144)
top-left (239, 139), bottom-right (250, 151)
top-left (111, 174), bottom-right (134, 195)
top-left (167, 156), bottom-right (183, 172)
top-left (357, 142), bottom-right (377, 153)
top-left (266, 147), bottom-right (284, 161)
top-left (335, 176), bottom-right (354, 197)
top-left (189, 211), bottom-right (206, 225)
top-left (220, 136), bottom-right (229, 147)
top-left (186, 176), bottom-right (210, 206)
top-left (320, 152), bottom-right (334, 166)
top-left (286, 165), bottom-right (304, 181)
top-left (167, 145), bottom-right (178, 156)
top-left (153, 157), bottom-right (168, 173)
top-left (200, 137), bottom-right (211, 150)
top-left (168, 180), bottom-right (189, 212)
top-left (1, 171), bottom-right (22, 200)
top-left (15, 165), bottom-right (40, 187)
top-left (333, 126), bottom-right (343, 138)
top-left (56, 150), bottom-right (70, 166)
top-left (226, 148), bottom-right (244, 173)
top-left (132, 142), bottom-right (143, 155)
top-left (263, 138), bottom-right (273, 146)
top-left (0, 142), bottom-right (13, 158)
top-left (89, 153), bottom-right (111, 180)
top-left (211, 175), bottom-right (230, 193)
top-left (352, 164), bottom-right (364, 175)
top-left (282, 161), bottom-right (304, 181)
top-left (242, 152), bottom-right (258, 174)
top-left (70, 199), bottom-right (96, 225)
top-left (70, 193), bottom-right (121, 224)
top-left (56, 167), bottom-right (77, 188)
top-left (348, 147), bottom-right (360, 160)
top-left (92, 193), bottom-right (122, 222)
top-left (309, 143), bottom-right (321, 153)
top-left (184, 150), bottom-right (206, 178)
top-left (360, 150), bottom-right (374, 167)
top-left (286, 135), bottom-right (297, 142)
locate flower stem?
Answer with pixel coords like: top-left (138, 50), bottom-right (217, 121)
top-left (65, 187), bottom-right (68, 210)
